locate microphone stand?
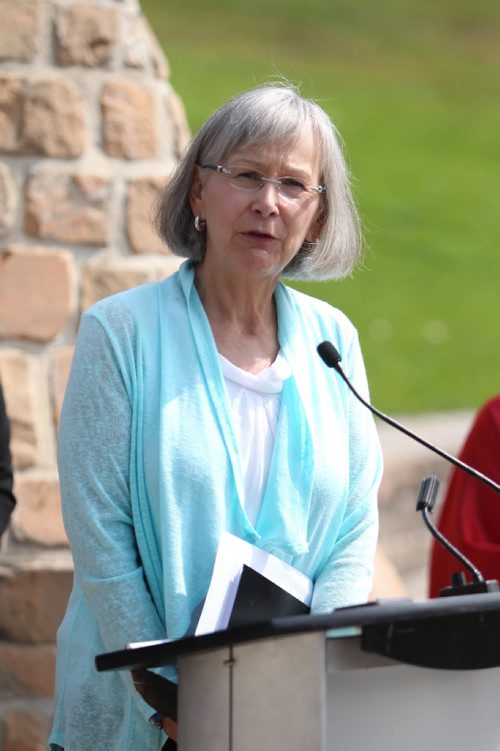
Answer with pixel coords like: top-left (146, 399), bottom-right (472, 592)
top-left (416, 475), bottom-right (499, 596)
top-left (317, 340), bottom-right (500, 597)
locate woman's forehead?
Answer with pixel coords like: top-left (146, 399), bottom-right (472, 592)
top-left (223, 130), bottom-right (321, 175)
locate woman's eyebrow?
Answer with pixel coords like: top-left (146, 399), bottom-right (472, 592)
top-left (229, 158), bottom-right (313, 179)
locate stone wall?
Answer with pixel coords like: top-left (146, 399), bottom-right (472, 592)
top-left (0, 1), bottom-right (187, 747)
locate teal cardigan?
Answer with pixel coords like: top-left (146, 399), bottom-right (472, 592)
top-left (49, 261), bottom-right (382, 750)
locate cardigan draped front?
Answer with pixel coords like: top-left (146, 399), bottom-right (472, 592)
top-left (49, 261), bottom-right (382, 750)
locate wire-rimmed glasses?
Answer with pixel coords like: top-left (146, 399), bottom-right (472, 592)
top-left (200, 164), bottom-right (326, 202)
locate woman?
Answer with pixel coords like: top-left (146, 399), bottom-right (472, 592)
top-left (49, 84), bottom-right (382, 750)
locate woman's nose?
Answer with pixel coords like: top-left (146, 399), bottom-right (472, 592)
top-left (251, 181), bottom-right (280, 215)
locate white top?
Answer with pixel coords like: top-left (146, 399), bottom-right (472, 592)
top-left (220, 352), bottom-right (292, 526)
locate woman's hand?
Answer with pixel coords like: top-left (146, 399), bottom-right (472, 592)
top-left (131, 668), bottom-right (178, 736)
top-left (162, 716), bottom-right (178, 742)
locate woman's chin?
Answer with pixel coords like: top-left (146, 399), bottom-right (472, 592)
top-left (237, 245), bottom-right (283, 274)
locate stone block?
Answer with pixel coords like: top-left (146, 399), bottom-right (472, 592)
top-left (1, 708), bottom-right (52, 751)
top-left (0, 74), bottom-right (24, 154)
top-left (55, 1), bottom-right (119, 67)
top-left (0, 245), bottom-right (75, 342)
top-left (0, 349), bottom-right (53, 471)
top-left (101, 78), bottom-right (157, 159)
top-left (80, 252), bottom-right (182, 310)
top-left (26, 171), bottom-right (111, 245)
top-left (0, 552), bottom-right (73, 643)
top-left (11, 472), bottom-right (67, 547)
top-left (123, 13), bottom-right (169, 79)
top-left (51, 346), bottom-right (74, 426)
top-left (0, 642), bottom-right (55, 698)
top-left (0, 0), bottom-right (40, 63)
top-left (0, 162), bottom-right (17, 238)
top-left (126, 176), bottom-right (167, 254)
top-left (21, 78), bottom-right (86, 157)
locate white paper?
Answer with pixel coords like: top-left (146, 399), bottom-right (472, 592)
top-left (195, 531), bottom-right (313, 636)
top-left (125, 639), bottom-right (171, 650)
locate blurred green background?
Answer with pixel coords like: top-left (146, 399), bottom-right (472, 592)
top-left (142, 0), bottom-right (499, 414)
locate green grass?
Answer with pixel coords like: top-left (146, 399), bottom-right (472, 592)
top-left (141, 0), bottom-right (500, 414)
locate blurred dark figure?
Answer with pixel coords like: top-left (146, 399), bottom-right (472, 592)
top-left (429, 395), bottom-right (500, 597)
top-left (0, 381), bottom-right (16, 538)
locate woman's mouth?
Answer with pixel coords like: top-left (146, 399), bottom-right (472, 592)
top-left (242, 231), bottom-right (276, 241)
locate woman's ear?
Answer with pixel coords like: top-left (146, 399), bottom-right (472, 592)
top-left (188, 165), bottom-right (204, 216)
top-left (305, 204), bottom-right (326, 244)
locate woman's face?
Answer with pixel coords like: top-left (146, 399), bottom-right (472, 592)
top-left (189, 129), bottom-right (324, 284)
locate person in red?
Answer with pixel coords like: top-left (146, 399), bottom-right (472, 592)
top-left (429, 395), bottom-right (500, 598)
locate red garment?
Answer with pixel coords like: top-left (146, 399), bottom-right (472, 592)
top-left (429, 395), bottom-right (500, 598)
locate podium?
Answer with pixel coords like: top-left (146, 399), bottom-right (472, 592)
top-left (96, 593), bottom-right (500, 750)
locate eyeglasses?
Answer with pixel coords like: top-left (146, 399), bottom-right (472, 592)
top-left (200, 164), bottom-right (326, 202)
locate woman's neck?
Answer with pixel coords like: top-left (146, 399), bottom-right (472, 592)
top-left (194, 264), bottom-right (280, 373)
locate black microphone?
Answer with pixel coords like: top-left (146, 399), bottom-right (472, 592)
top-left (317, 339), bottom-right (500, 597)
top-left (317, 340), bottom-right (500, 494)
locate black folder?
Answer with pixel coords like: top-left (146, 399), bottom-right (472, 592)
top-left (227, 564), bottom-right (310, 629)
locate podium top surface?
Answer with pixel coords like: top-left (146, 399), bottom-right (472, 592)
top-left (96, 592), bottom-right (500, 673)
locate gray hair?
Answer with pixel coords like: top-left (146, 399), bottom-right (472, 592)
top-left (154, 84), bottom-right (362, 281)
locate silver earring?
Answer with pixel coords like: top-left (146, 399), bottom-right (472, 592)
top-left (194, 216), bottom-right (206, 232)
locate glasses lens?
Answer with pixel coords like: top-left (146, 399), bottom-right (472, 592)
top-left (278, 178), bottom-right (308, 200)
top-left (225, 166), bottom-right (313, 201)
top-left (228, 168), bottom-right (262, 192)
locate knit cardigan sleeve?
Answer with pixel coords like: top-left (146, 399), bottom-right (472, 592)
top-left (57, 310), bottom-right (168, 721)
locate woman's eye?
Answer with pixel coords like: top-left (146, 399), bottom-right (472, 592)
top-left (281, 177), bottom-right (306, 190)
top-left (235, 170), bottom-right (261, 181)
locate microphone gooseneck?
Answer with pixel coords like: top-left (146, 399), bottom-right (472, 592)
top-left (416, 475), bottom-right (484, 584)
top-left (316, 341), bottom-right (500, 494)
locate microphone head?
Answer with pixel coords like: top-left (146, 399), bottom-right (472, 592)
top-left (317, 341), bottom-right (342, 370)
